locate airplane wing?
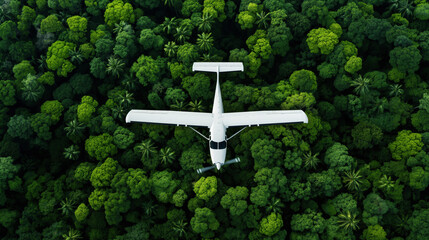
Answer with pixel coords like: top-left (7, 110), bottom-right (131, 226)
top-left (222, 110), bottom-right (308, 127)
top-left (126, 110), bottom-right (213, 128)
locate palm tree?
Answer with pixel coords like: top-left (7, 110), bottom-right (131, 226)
top-left (113, 21), bottom-right (128, 34)
top-left (189, 100), bottom-right (205, 112)
top-left (303, 151), bottom-right (320, 169)
top-left (159, 147), bottom-right (175, 165)
top-left (389, 84), bottom-right (404, 97)
top-left (69, 47), bottom-right (83, 65)
top-left (171, 100), bottom-right (188, 111)
top-left (58, 198), bottom-right (76, 216)
top-left (197, 32), bottom-right (214, 51)
top-left (162, 17), bottom-right (179, 35)
top-left (256, 11), bottom-right (270, 29)
top-left (142, 200), bottom-right (158, 216)
top-left (63, 145), bottom-right (80, 161)
top-left (337, 211), bottom-right (360, 231)
top-left (266, 198), bottom-right (285, 214)
top-left (343, 169), bottom-right (363, 191)
top-left (111, 103), bottom-right (127, 120)
top-left (62, 228), bottom-right (82, 240)
top-left (201, 53), bottom-right (214, 61)
top-left (135, 140), bottom-right (157, 160)
top-left (117, 91), bottom-right (134, 108)
top-left (389, 0), bottom-right (414, 18)
top-left (378, 175), bottom-right (395, 191)
top-left (37, 55), bottom-right (48, 71)
top-left (121, 72), bottom-right (138, 91)
top-left (164, 41), bottom-right (179, 57)
top-left (371, 97), bottom-right (388, 114)
top-left (64, 119), bottom-right (85, 139)
top-left (164, 0), bottom-right (181, 10)
top-left (174, 26), bottom-right (191, 43)
top-left (350, 75), bottom-right (371, 96)
top-left (21, 74), bottom-right (45, 103)
top-left (197, 13), bottom-right (214, 32)
top-left (172, 219), bottom-right (188, 238)
top-left (106, 56), bottom-right (125, 78)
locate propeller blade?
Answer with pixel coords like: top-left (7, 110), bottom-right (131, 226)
top-left (223, 157), bottom-right (240, 166)
top-left (197, 165), bottom-right (216, 174)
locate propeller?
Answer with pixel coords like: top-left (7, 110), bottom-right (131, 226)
top-left (196, 157), bottom-right (241, 174)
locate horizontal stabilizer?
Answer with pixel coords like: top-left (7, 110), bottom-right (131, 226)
top-left (193, 62), bottom-right (244, 73)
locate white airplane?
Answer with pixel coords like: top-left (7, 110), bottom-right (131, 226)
top-left (126, 62), bottom-right (308, 173)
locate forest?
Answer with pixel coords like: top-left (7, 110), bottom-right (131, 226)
top-left (0, 0), bottom-right (429, 239)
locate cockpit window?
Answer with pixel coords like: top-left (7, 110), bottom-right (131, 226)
top-left (210, 140), bottom-right (227, 149)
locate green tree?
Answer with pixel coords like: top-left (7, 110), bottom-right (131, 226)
top-left (88, 188), bottom-right (110, 210)
top-left (291, 209), bottom-right (326, 234)
top-left (389, 45), bottom-right (422, 73)
top-left (139, 29), bottom-right (164, 51)
top-left (0, 80), bottom-right (16, 106)
top-left (259, 212), bottom-right (283, 236)
top-left (13, 60), bottom-right (36, 81)
top-left (46, 41), bottom-right (76, 77)
top-left (388, 130), bottom-right (423, 161)
top-left (362, 225), bottom-right (387, 240)
top-left (190, 207), bottom-right (220, 238)
top-left (66, 16), bottom-right (87, 43)
top-left (203, 0), bottom-right (226, 22)
top-left (104, 0), bottom-right (135, 26)
top-left (177, 43), bottom-right (199, 64)
top-left (220, 186), bottom-right (249, 216)
top-left (0, 157), bottom-right (20, 206)
top-left (85, 133), bottom-right (118, 161)
top-left (77, 96), bottom-right (98, 123)
top-left (7, 115), bottom-right (33, 140)
top-left (408, 208), bottom-right (429, 239)
top-left (0, 20), bottom-right (17, 40)
top-left (172, 189), bottom-right (188, 207)
top-left (351, 121), bottom-right (383, 149)
top-left (324, 142), bottom-right (355, 172)
top-left (104, 191), bottom-right (130, 225)
top-left (40, 15), bottom-right (63, 33)
top-left (307, 28), bottom-right (339, 55)
top-left (414, 3), bottom-right (429, 20)
top-left (182, 73), bottom-right (211, 101)
top-left (74, 203), bottom-right (89, 222)
top-left (179, 144), bottom-right (206, 171)
top-left (150, 170), bottom-right (179, 203)
top-left (127, 168), bottom-right (150, 199)
top-left (41, 100), bottom-right (64, 124)
top-left (90, 157), bottom-right (119, 188)
top-left (113, 126), bottom-right (135, 149)
top-left (409, 166), bottom-right (429, 191)
top-left (17, 6), bottom-right (36, 35)
top-left (251, 138), bottom-right (283, 170)
top-left (194, 176), bottom-right (217, 201)
top-left (131, 55), bottom-right (160, 86)
top-left (289, 69), bottom-right (317, 93)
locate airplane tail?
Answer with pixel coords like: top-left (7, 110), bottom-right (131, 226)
top-left (192, 62), bottom-right (244, 73)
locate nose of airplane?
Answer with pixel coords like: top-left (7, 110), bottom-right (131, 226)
top-left (215, 163), bottom-right (221, 170)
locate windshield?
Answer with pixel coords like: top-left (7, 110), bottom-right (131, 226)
top-left (210, 140), bottom-right (227, 149)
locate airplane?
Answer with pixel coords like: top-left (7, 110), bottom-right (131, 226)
top-left (125, 62), bottom-right (308, 174)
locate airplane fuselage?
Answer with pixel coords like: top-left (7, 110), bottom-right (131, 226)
top-left (208, 66), bottom-right (227, 170)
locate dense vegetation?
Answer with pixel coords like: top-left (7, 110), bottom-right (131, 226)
top-left (1, 0), bottom-right (429, 239)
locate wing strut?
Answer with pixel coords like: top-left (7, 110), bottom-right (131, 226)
top-left (189, 126), bottom-right (210, 141)
top-left (226, 127), bottom-right (247, 141)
